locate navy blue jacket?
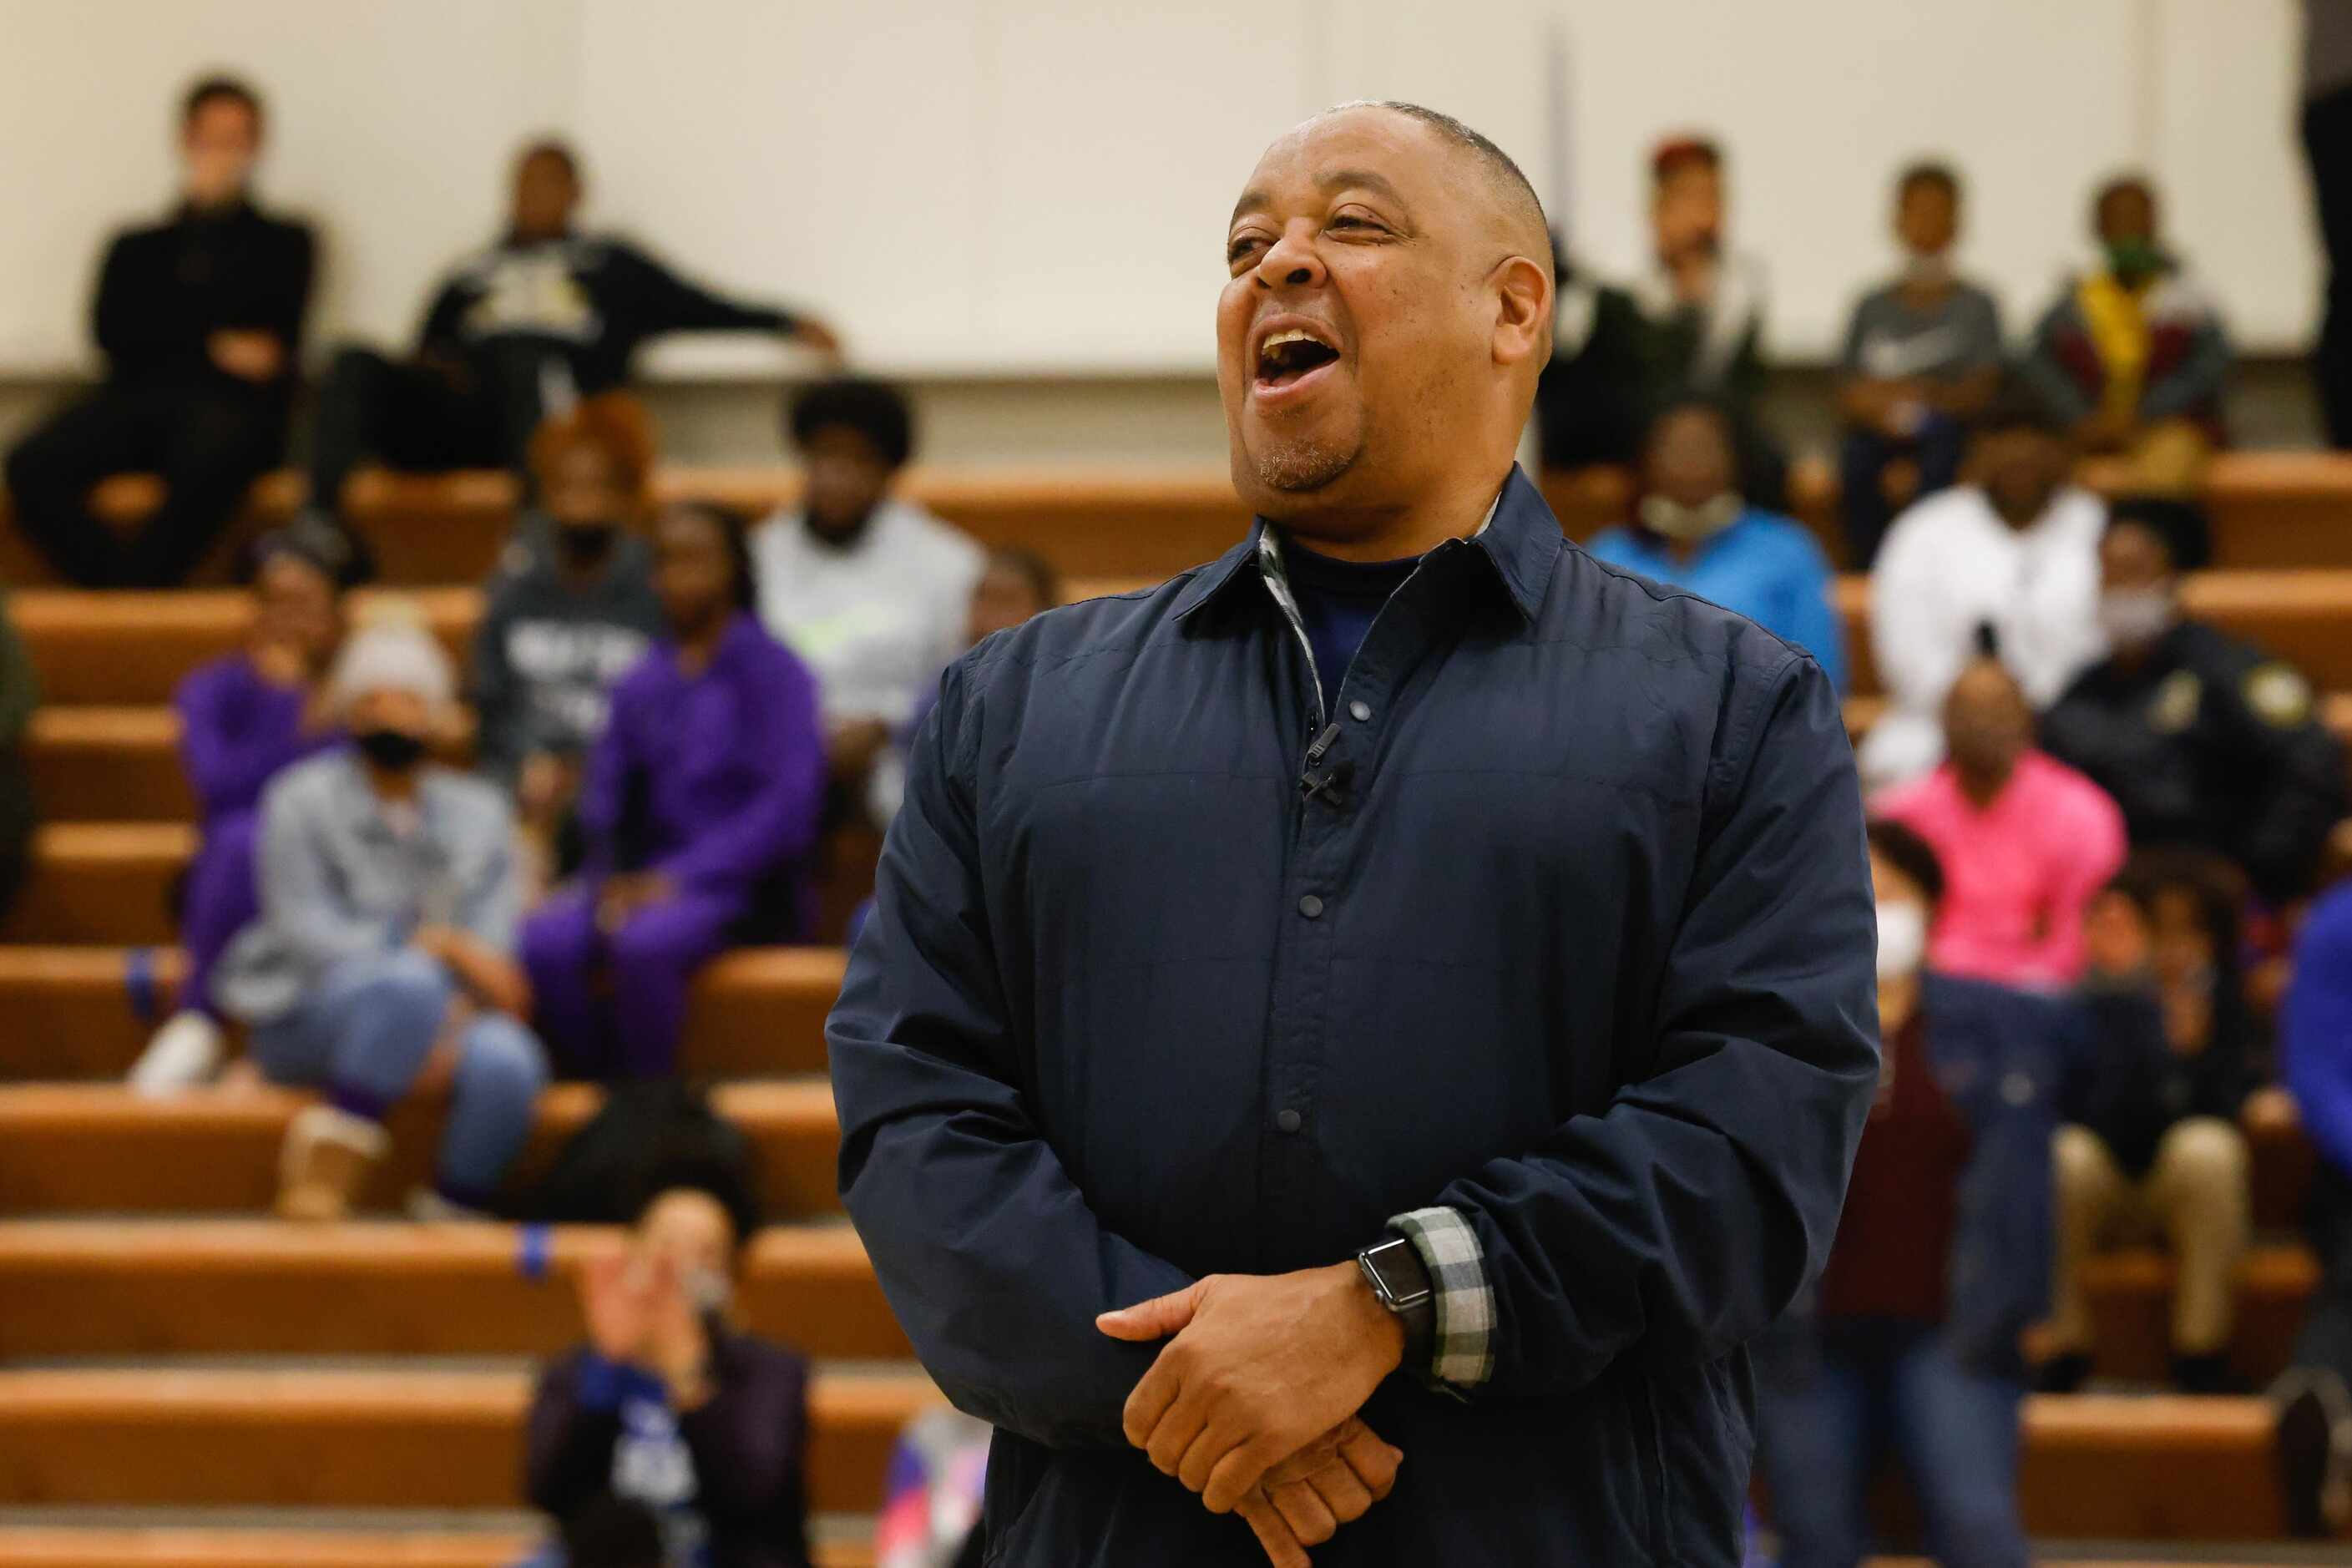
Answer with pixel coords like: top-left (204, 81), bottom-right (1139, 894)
top-left (829, 467), bottom-right (1879, 1566)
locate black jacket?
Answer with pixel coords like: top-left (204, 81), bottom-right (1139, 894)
top-left (2041, 619), bottom-right (2347, 902)
top-left (92, 200), bottom-right (314, 391)
top-left (830, 467), bottom-right (1878, 1565)
top-left (417, 233), bottom-right (792, 396)
top-left (525, 1328), bottom-right (814, 1568)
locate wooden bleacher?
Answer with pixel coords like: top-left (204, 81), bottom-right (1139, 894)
top-left (0, 1366), bottom-right (934, 1512)
top-left (3, 448), bottom-right (2351, 589)
top-left (3, 460), bottom-right (2349, 1559)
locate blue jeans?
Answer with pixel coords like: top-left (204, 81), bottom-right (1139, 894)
top-left (249, 948), bottom-right (548, 1203)
top-left (1753, 1318), bottom-right (2028, 1568)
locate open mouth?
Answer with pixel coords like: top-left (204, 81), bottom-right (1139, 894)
top-left (1256, 328), bottom-right (1342, 391)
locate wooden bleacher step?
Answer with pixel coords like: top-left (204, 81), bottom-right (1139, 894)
top-left (0, 1367), bottom-right (938, 1513)
top-left (14, 570), bottom-right (2352, 726)
top-left (0, 1530), bottom-right (877, 1568)
top-left (0, 1082), bottom-right (842, 1221)
top-left (0, 946), bottom-right (842, 1080)
top-left (0, 1219), bottom-right (908, 1362)
top-left (0, 1216), bottom-right (2309, 1387)
top-left (0, 1374), bottom-right (2282, 1540)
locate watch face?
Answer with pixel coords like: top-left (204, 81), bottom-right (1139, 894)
top-left (1365, 1240), bottom-right (1428, 1303)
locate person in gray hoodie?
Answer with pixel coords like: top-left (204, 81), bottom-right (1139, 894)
top-left (472, 396), bottom-right (666, 874)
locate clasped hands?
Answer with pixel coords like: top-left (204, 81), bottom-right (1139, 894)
top-left (1096, 1262), bottom-right (1409, 1565)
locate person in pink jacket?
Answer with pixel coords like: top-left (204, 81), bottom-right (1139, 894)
top-left (1874, 645), bottom-right (2127, 989)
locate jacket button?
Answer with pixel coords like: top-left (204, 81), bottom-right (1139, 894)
top-left (1276, 1109), bottom-right (1302, 1134)
top-left (1348, 700), bottom-right (1372, 722)
top-left (1297, 894), bottom-right (1324, 918)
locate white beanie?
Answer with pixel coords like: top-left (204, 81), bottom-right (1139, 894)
top-left (330, 620), bottom-right (454, 711)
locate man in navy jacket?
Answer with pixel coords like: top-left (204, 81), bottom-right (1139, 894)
top-left (830, 101), bottom-right (1878, 1566)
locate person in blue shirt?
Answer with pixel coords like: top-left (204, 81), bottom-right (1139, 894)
top-left (1586, 397), bottom-right (1848, 690)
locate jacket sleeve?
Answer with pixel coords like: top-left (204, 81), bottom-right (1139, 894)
top-left (615, 242), bottom-right (794, 336)
top-left (828, 659), bottom-right (1196, 1449)
top-left (453, 794), bottom-right (523, 953)
top-left (255, 772), bottom-right (385, 969)
top-left (175, 665), bottom-right (300, 816)
top-left (92, 231), bottom-right (199, 367)
top-left (655, 650), bottom-right (827, 896)
top-left (2141, 305), bottom-right (2232, 423)
top-left (523, 1350), bottom-right (629, 1519)
top-left (2287, 899), bottom-right (2352, 1176)
top-left (2219, 663), bottom-right (2347, 902)
top-left (1414, 651), bottom-right (1879, 1394)
top-left (2019, 296), bottom-right (2095, 426)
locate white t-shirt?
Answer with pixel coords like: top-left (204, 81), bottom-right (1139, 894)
top-left (750, 498), bottom-right (985, 730)
top-left (1859, 482), bottom-right (2108, 791)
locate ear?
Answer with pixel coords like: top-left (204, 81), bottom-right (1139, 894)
top-left (1490, 254), bottom-right (1553, 371)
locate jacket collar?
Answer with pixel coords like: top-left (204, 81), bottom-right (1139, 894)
top-left (1174, 463), bottom-right (1559, 626)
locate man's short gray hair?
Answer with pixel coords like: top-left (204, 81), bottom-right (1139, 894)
top-left (1318, 99), bottom-right (1550, 252)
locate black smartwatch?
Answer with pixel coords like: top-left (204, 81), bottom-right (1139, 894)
top-left (1356, 1233), bottom-right (1436, 1368)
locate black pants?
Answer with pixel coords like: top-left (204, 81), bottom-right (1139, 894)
top-left (2294, 1161), bottom-right (2352, 1393)
top-left (307, 341), bottom-right (562, 517)
top-left (2306, 86), bottom-right (2352, 448)
top-left (4, 376), bottom-right (287, 587)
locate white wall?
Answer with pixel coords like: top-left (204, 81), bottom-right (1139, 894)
top-left (0, 0), bottom-right (2319, 377)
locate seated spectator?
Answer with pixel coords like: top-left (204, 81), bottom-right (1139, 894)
top-left (1836, 161), bottom-right (2004, 566)
top-left (751, 379), bottom-right (981, 827)
top-left (1753, 819), bottom-right (2083, 1568)
top-left (522, 502), bottom-right (824, 1080)
top-left (211, 617), bottom-right (546, 1221)
top-left (1628, 136), bottom-right (1786, 506)
top-left (2021, 175), bottom-right (2231, 469)
top-left (1586, 397), bottom-right (1845, 689)
top-left (2045, 851), bottom-right (2255, 1393)
top-left (2041, 501), bottom-right (2345, 906)
top-left (474, 396), bottom-right (668, 888)
top-left (306, 139), bottom-right (838, 529)
top-left (1875, 650), bottom-right (2127, 988)
top-left (4, 76), bottom-right (312, 587)
top-left (2278, 879), bottom-right (2352, 1536)
top-left (1859, 387), bottom-right (2107, 789)
top-left (1535, 235), bottom-right (1647, 472)
top-left (524, 1167), bottom-right (814, 1568)
top-left (129, 522), bottom-right (351, 1094)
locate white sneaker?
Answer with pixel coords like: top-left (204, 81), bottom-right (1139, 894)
top-left (128, 1012), bottom-right (226, 1096)
top-left (405, 1186), bottom-right (491, 1224)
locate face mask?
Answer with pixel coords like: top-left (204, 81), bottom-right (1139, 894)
top-left (1876, 900), bottom-right (1928, 983)
top-left (683, 1263), bottom-right (732, 1315)
top-left (1640, 493), bottom-right (1742, 544)
top-left (1903, 254), bottom-right (1953, 290)
top-left (554, 523), bottom-right (619, 571)
top-left (2105, 238), bottom-right (2167, 286)
top-left (2097, 588), bottom-right (2176, 650)
top-left (353, 727), bottom-right (427, 771)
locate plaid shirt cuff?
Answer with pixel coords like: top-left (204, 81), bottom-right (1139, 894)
top-left (1388, 1206), bottom-right (1495, 1388)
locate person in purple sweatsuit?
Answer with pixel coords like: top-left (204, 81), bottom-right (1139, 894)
top-left (522, 501), bottom-right (825, 1080)
top-left (129, 522), bottom-right (348, 1092)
